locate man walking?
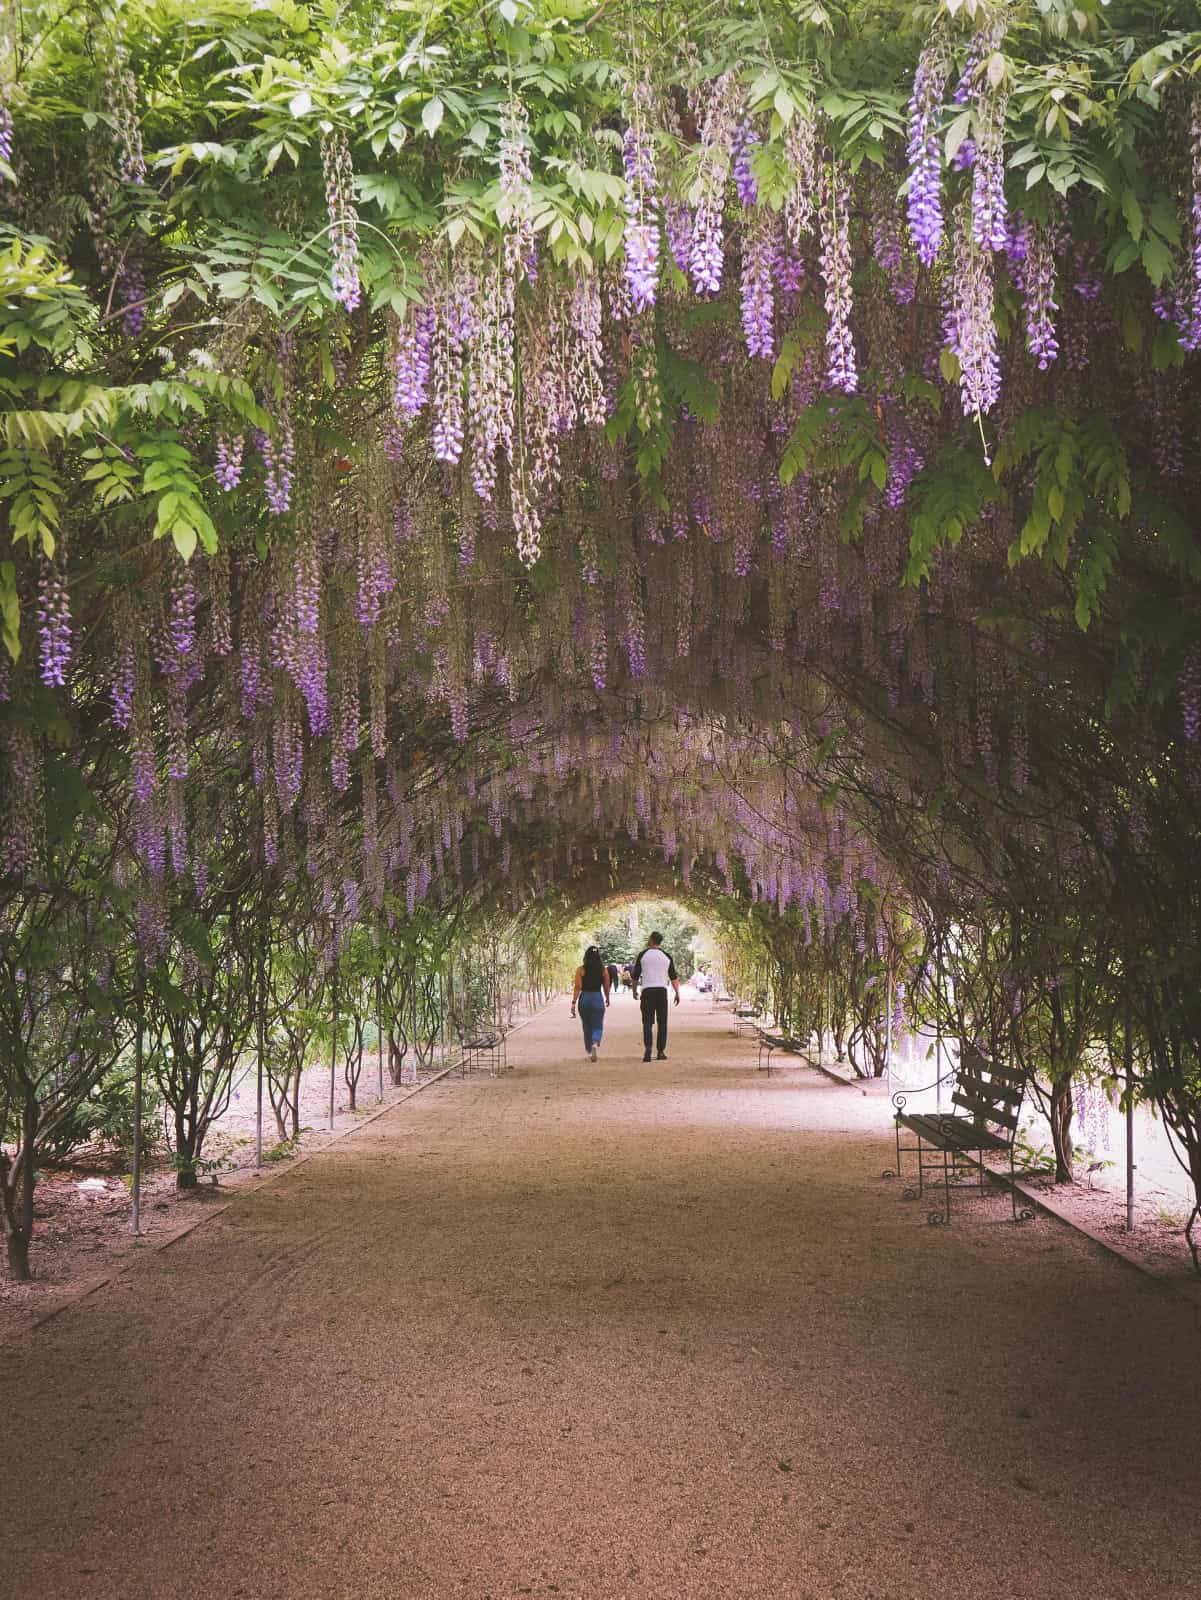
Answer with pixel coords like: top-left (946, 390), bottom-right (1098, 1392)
top-left (631, 931), bottom-right (680, 1062)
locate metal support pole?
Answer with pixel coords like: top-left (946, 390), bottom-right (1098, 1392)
top-left (329, 976), bottom-right (338, 1132)
top-left (255, 938), bottom-right (265, 1169)
top-left (131, 955), bottom-right (145, 1237)
top-left (376, 973), bottom-right (384, 1101)
top-left (1125, 1007), bottom-right (1136, 1233)
top-left (884, 968), bottom-right (894, 1089)
top-left (934, 937), bottom-right (943, 1112)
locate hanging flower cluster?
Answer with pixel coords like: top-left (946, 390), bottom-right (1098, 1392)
top-left (819, 162), bottom-right (857, 394)
top-left (622, 85), bottom-right (660, 312)
top-left (36, 562), bottom-right (71, 687)
top-left (322, 131), bottom-right (361, 314)
top-left (690, 73), bottom-right (739, 294)
top-left (906, 40), bottom-right (948, 267)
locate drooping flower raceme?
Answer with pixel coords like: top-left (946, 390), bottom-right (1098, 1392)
top-left (731, 118), bottom-right (760, 208)
top-left (1181, 101), bottom-right (1201, 352)
top-left (944, 199), bottom-right (1000, 425)
top-left (689, 73), bottom-right (738, 295)
top-left (663, 200), bottom-right (692, 275)
top-left (259, 420), bottom-right (294, 516)
top-left (966, 27), bottom-right (1009, 255)
top-left (782, 106), bottom-right (818, 246)
top-left (740, 212), bottom-right (776, 361)
top-left (1181, 643), bottom-right (1201, 741)
top-left (1022, 223), bottom-right (1059, 369)
top-left (322, 131), bottom-right (361, 312)
top-left (214, 433), bottom-right (244, 490)
top-left (37, 562), bottom-right (71, 687)
top-left (819, 161), bottom-right (857, 394)
top-left (622, 114), bottom-right (660, 312)
top-left (500, 98), bottom-right (536, 286)
top-left (906, 41), bottom-right (948, 267)
top-left (0, 100), bottom-right (13, 177)
top-left (393, 304), bottom-right (434, 420)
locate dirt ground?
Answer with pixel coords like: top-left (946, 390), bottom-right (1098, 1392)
top-left (0, 1045), bottom-right (451, 1340)
top-left (3, 991), bottom-right (1200, 1600)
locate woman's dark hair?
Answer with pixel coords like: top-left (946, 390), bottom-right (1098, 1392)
top-left (582, 946), bottom-right (606, 988)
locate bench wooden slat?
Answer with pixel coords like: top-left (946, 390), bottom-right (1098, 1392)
top-left (957, 1062), bottom-right (1022, 1098)
top-left (960, 1049), bottom-right (1023, 1088)
top-left (952, 1087), bottom-right (1020, 1129)
top-left (897, 1112), bottom-right (1012, 1153)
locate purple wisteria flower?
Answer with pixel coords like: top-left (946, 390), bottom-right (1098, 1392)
top-left (258, 421), bottom-right (294, 515)
top-left (110, 641), bottom-right (135, 727)
top-left (732, 119), bottom-right (760, 208)
top-left (0, 102), bottom-right (13, 173)
top-left (689, 73), bottom-right (737, 295)
top-left (1180, 105), bottom-right (1201, 351)
top-left (169, 565), bottom-right (196, 659)
top-left (872, 205), bottom-right (915, 305)
top-left (1022, 224), bottom-right (1059, 369)
top-left (944, 201), bottom-right (1000, 425)
top-left (906, 43), bottom-right (947, 267)
top-left (37, 562), bottom-right (71, 686)
top-left (393, 305), bottom-right (434, 419)
top-left (214, 433), bottom-right (243, 490)
top-left (741, 217), bottom-right (776, 361)
top-left (322, 131), bottom-right (361, 313)
top-left (819, 163), bottom-right (857, 394)
top-left (885, 414), bottom-right (924, 509)
top-left (664, 200), bottom-right (692, 275)
top-left (622, 121), bottom-right (660, 312)
top-left (1181, 644), bottom-right (1201, 740)
top-left (118, 254), bottom-right (146, 336)
top-left (971, 136), bottom-right (1008, 253)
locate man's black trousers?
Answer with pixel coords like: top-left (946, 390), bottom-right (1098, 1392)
top-left (640, 988), bottom-right (668, 1055)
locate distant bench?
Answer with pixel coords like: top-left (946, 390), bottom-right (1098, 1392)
top-left (731, 999), bottom-right (767, 1036)
top-left (887, 1042), bottom-right (1032, 1225)
top-left (756, 1026), bottom-right (807, 1074)
top-left (457, 1026), bottom-right (507, 1076)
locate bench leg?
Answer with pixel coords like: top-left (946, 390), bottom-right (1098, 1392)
top-left (1010, 1146), bottom-right (1035, 1224)
top-left (931, 1147), bottom-right (951, 1226)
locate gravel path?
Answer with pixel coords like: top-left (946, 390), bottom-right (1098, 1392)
top-left (3, 993), bottom-right (1199, 1600)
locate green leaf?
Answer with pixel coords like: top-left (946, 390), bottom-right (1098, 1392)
top-left (1120, 188), bottom-right (1145, 243)
top-left (172, 521), bottom-right (198, 560)
top-left (422, 97), bottom-right (444, 136)
top-left (289, 90), bottom-right (312, 118)
top-left (944, 111), bottom-right (972, 163)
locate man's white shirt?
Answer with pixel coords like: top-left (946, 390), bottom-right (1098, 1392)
top-left (637, 948), bottom-right (672, 988)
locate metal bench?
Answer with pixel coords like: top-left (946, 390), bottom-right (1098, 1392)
top-left (885, 1043), bottom-right (1033, 1226)
top-left (756, 1027), bottom-right (806, 1074)
top-left (732, 999), bottom-right (766, 1036)
top-left (457, 1027), bottom-right (507, 1076)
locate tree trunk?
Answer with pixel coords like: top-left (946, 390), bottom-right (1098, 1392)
top-left (387, 1030), bottom-right (408, 1087)
top-left (175, 1104), bottom-right (200, 1189)
top-left (5, 1230), bottom-right (31, 1281)
top-left (0, 1132), bottom-right (35, 1282)
top-left (1049, 1076), bottom-right (1075, 1184)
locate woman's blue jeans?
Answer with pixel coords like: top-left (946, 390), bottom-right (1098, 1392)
top-left (578, 990), bottom-right (605, 1050)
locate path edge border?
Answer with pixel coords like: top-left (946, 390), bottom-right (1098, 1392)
top-left (6, 1006), bottom-right (550, 1346)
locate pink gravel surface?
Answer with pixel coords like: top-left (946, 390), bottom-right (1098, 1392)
top-left (2, 991), bottom-right (1200, 1600)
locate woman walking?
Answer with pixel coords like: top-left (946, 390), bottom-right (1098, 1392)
top-left (571, 946), bottom-right (611, 1061)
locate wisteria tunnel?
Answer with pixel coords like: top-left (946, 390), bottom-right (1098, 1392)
top-left (3, 0), bottom-right (1201, 1595)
